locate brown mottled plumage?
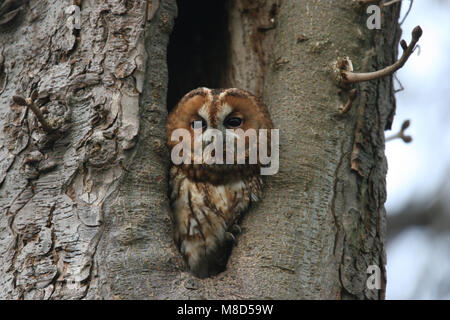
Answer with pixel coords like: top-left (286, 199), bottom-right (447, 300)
top-left (166, 87), bottom-right (273, 278)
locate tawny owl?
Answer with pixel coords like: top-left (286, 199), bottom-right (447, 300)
top-left (166, 87), bottom-right (273, 278)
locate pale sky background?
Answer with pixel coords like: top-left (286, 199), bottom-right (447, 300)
top-left (385, 0), bottom-right (450, 299)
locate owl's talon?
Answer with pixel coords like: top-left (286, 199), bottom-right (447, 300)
top-left (231, 224), bottom-right (241, 234)
top-left (225, 232), bottom-right (236, 243)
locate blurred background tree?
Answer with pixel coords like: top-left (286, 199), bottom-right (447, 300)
top-left (386, 0), bottom-right (450, 299)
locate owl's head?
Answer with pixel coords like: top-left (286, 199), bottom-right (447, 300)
top-left (166, 87), bottom-right (274, 177)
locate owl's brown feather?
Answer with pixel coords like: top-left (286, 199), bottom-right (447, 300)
top-left (166, 87), bottom-right (272, 278)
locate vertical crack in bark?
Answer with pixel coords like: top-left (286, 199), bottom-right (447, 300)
top-left (44, 202), bottom-right (58, 299)
top-left (79, 211), bottom-right (105, 299)
top-left (5, 183), bottom-right (34, 298)
top-left (331, 140), bottom-right (346, 257)
top-left (331, 134), bottom-right (354, 299)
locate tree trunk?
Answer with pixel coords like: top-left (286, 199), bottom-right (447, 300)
top-left (0, 0), bottom-right (400, 299)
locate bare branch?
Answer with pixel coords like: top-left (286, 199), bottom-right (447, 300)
top-left (336, 26), bottom-right (422, 85)
top-left (386, 119), bottom-right (412, 143)
top-left (387, 172), bottom-right (450, 240)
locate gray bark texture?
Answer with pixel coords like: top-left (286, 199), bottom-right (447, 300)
top-left (0, 0), bottom-right (401, 299)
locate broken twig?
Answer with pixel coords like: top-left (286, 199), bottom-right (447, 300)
top-left (13, 90), bottom-right (55, 133)
top-left (339, 89), bottom-right (358, 114)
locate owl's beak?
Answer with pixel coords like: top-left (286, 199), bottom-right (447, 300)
top-left (201, 132), bottom-right (214, 150)
top-left (203, 128), bottom-right (240, 149)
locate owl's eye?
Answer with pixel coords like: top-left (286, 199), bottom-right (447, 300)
top-left (225, 117), bottom-right (243, 128)
top-left (191, 118), bottom-right (207, 129)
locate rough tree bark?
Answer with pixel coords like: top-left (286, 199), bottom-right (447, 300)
top-left (0, 0), bottom-right (401, 299)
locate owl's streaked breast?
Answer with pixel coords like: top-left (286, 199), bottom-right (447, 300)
top-left (169, 166), bottom-right (262, 277)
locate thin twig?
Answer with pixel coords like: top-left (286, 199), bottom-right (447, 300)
top-left (386, 119), bottom-right (412, 143)
top-left (339, 89), bottom-right (358, 114)
top-left (393, 73), bottom-right (404, 93)
top-left (354, 0), bottom-right (403, 6)
top-left (353, 0), bottom-right (414, 26)
top-left (400, 0), bottom-right (414, 25)
top-left (382, 0), bottom-right (403, 7)
top-left (13, 90), bottom-right (55, 133)
top-left (338, 26), bottom-right (422, 84)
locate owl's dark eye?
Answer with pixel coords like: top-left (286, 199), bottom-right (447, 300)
top-left (191, 118), bottom-right (207, 129)
top-left (225, 117), bottom-right (243, 128)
